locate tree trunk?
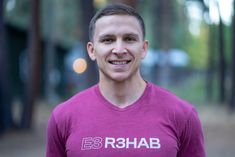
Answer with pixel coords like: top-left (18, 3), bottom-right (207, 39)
top-left (80, 0), bottom-right (98, 87)
top-left (44, 0), bottom-right (57, 104)
top-left (154, 0), bottom-right (172, 87)
top-left (206, 25), bottom-right (216, 101)
top-left (0, 0), bottom-right (13, 133)
top-left (20, 0), bottom-right (42, 129)
top-left (217, 5), bottom-right (226, 103)
top-left (230, 2), bottom-right (235, 111)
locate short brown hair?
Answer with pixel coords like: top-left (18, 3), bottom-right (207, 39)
top-left (89, 3), bottom-right (145, 42)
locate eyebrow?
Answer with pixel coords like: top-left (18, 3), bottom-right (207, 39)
top-left (98, 33), bottom-right (140, 39)
top-left (99, 34), bottom-right (115, 39)
top-left (124, 33), bottom-right (139, 39)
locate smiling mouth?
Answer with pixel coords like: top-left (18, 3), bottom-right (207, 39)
top-left (108, 60), bottom-right (131, 65)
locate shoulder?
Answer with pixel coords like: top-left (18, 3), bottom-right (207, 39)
top-left (148, 82), bottom-right (197, 123)
top-left (51, 85), bottom-right (98, 123)
top-left (148, 82), bottom-right (203, 136)
top-left (149, 83), bottom-right (194, 108)
top-left (47, 85), bottom-right (98, 141)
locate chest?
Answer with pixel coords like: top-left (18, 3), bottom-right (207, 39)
top-left (64, 110), bottom-right (179, 157)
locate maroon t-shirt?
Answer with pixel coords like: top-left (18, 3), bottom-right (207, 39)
top-left (46, 83), bottom-right (206, 157)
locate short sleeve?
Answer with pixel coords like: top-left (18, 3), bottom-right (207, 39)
top-left (46, 112), bottom-right (67, 157)
top-left (177, 108), bottom-right (206, 157)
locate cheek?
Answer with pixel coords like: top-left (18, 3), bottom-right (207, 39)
top-left (94, 53), bottom-right (106, 66)
top-left (133, 47), bottom-right (145, 58)
top-left (94, 47), bottom-right (111, 61)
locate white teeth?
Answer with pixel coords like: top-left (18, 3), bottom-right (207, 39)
top-left (111, 61), bottom-right (128, 65)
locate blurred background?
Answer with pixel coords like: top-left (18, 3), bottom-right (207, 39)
top-left (0, 0), bottom-right (235, 156)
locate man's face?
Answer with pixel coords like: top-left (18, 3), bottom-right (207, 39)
top-left (87, 15), bottom-right (148, 82)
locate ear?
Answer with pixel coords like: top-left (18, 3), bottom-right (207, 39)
top-left (141, 40), bottom-right (149, 59)
top-left (87, 42), bottom-right (96, 61)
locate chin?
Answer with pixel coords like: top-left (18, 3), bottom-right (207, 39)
top-left (101, 72), bottom-right (127, 82)
top-left (100, 70), bottom-right (135, 83)
top-left (110, 73), bottom-right (132, 83)
top-left (110, 76), bottom-right (127, 82)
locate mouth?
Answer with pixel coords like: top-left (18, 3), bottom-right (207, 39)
top-left (108, 60), bottom-right (131, 65)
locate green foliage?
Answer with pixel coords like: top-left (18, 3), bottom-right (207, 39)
top-left (4, 0), bottom-right (233, 69)
top-left (41, 0), bottom-right (81, 47)
top-left (5, 0), bottom-right (30, 29)
top-left (137, 0), bottom-right (155, 45)
top-left (224, 25), bottom-right (233, 67)
top-left (61, 0), bottom-right (81, 46)
top-left (5, 0), bottom-right (81, 47)
top-left (168, 73), bottom-right (207, 104)
top-left (171, 0), bottom-right (190, 49)
top-left (139, 0), bottom-right (210, 69)
top-left (184, 23), bottom-right (209, 69)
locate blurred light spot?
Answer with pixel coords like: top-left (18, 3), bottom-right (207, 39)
top-left (186, 2), bottom-right (202, 36)
top-left (6, 0), bottom-right (16, 12)
top-left (209, 0), bottom-right (220, 24)
top-left (217, 0), bottom-right (233, 25)
top-left (208, 0), bottom-right (233, 25)
top-left (73, 58), bottom-right (87, 74)
top-left (94, 0), bottom-right (107, 8)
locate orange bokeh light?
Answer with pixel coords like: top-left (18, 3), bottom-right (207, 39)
top-left (73, 58), bottom-right (87, 74)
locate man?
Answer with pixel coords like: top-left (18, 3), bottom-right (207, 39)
top-left (46, 3), bottom-right (206, 157)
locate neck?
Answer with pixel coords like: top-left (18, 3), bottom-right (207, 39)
top-left (98, 75), bottom-right (147, 108)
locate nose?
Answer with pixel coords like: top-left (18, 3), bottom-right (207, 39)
top-left (112, 40), bottom-right (127, 54)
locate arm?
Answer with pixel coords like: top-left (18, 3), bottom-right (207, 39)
top-left (177, 108), bottom-right (206, 157)
top-left (46, 113), bottom-right (67, 157)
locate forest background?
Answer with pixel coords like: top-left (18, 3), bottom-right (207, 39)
top-left (0, 0), bottom-right (235, 156)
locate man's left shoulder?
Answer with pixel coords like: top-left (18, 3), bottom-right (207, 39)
top-left (149, 82), bottom-right (196, 116)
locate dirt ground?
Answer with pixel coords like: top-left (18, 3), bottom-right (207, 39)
top-left (0, 102), bottom-right (235, 157)
top-left (200, 105), bottom-right (235, 157)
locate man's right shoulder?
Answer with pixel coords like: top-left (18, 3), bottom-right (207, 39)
top-left (52, 85), bottom-right (98, 118)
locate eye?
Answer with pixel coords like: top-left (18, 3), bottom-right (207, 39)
top-left (100, 38), bottom-right (115, 44)
top-left (124, 36), bottom-right (136, 43)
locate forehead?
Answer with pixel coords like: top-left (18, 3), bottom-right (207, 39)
top-left (94, 15), bottom-right (143, 38)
